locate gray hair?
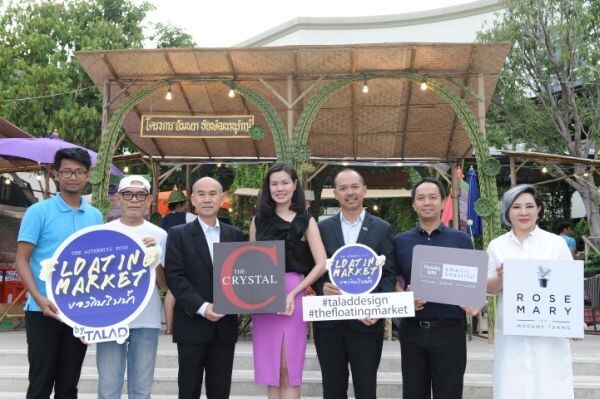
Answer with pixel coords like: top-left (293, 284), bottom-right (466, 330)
top-left (500, 184), bottom-right (544, 227)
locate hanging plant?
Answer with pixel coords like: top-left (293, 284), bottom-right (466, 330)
top-left (88, 166), bottom-right (102, 185)
top-left (474, 198), bottom-right (495, 217)
top-left (249, 124), bottom-right (265, 140)
top-left (481, 158), bottom-right (501, 176)
top-left (294, 144), bottom-right (311, 164)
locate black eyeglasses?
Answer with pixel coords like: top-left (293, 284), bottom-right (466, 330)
top-left (58, 169), bottom-right (87, 178)
top-left (120, 191), bottom-right (149, 201)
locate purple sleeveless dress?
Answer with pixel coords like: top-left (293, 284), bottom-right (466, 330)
top-left (252, 212), bottom-right (315, 387)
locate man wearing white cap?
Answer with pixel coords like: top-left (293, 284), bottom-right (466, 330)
top-left (96, 175), bottom-right (169, 399)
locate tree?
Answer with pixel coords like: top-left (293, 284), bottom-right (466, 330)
top-left (0, 0), bottom-right (153, 149)
top-left (479, 0), bottom-right (600, 236)
top-left (151, 22), bottom-right (196, 48)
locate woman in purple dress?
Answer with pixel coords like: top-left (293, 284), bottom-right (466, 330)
top-left (249, 163), bottom-right (327, 399)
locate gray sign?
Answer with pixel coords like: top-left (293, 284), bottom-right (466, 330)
top-left (213, 240), bottom-right (285, 314)
top-left (410, 245), bottom-right (488, 307)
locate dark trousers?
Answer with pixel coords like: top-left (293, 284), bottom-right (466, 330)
top-left (177, 341), bottom-right (235, 399)
top-left (314, 323), bottom-right (383, 399)
top-left (399, 320), bottom-right (466, 399)
top-left (25, 311), bottom-right (87, 399)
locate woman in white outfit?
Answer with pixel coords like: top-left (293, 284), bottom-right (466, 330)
top-left (486, 184), bottom-right (574, 399)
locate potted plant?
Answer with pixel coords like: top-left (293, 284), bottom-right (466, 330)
top-left (537, 266), bottom-right (551, 288)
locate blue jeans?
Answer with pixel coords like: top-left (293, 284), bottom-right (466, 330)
top-left (96, 328), bottom-right (160, 399)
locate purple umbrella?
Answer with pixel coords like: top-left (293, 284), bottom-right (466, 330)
top-left (0, 136), bottom-right (122, 176)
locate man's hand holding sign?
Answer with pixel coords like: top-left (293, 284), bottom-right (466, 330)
top-left (303, 244), bottom-right (415, 322)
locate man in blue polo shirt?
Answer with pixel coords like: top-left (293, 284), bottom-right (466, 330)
top-left (393, 177), bottom-right (478, 399)
top-left (15, 148), bottom-right (104, 399)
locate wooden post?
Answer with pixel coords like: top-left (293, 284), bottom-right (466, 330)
top-left (101, 80), bottom-right (111, 137)
top-left (451, 164), bottom-right (459, 229)
top-left (478, 73), bottom-right (486, 139)
top-left (43, 165), bottom-right (52, 199)
top-left (186, 165), bottom-right (192, 212)
top-left (287, 75), bottom-right (294, 141)
top-left (151, 160), bottom-right (160, 213)
top-left (509, 156), bottom-right (517, 187)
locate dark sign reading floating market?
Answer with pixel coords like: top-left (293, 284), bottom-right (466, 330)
top-left (140, 115), bottom-right (255, 138)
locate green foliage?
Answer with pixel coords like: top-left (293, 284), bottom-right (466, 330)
top-left (478, 0), bottom-right (600, 236)
top-left (229, 164), bottom-right (270, 234)
top-left (573, 217), bottom-right (590, 240)
top-left (585, 253), bottom-right (600, 278)
top-left (151, 22), bottom-right (196, 48)
top-left (0, 0), bottom-right (153, 149)
top-left (371, 198), bottom-right (415, 235)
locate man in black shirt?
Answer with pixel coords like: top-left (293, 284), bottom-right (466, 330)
top-left (393, 177), bottom-right (478, 399)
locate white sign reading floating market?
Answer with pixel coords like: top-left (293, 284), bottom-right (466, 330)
top-left (41, 225), bottom-right (161, 344)
top-left (503, 258), bottom-right (584, 338)
top-left (140, 115), bottom-right (254, 138)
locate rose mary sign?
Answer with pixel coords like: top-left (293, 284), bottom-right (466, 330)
top-left (213, 240), bottom-right (285, 314)
top-left (41, 225), bottom-right (161, 343)
top-left (503, 258), bottom-right (584, 338)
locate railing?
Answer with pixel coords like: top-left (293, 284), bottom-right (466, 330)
top-left (583, 236), bottom-right (600, 262)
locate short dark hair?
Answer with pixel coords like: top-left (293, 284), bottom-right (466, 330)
top-left (258, 163), bottom-right (305, 217)
top-left (168, 201), bottom-right (185, 211)
top-left (54, 148), bottom-right (92, 171)
top-left (332, 168), bottom-right (365, 188)
top-left (411, 177), bottom-right (447, 202)
top-left (554, 220), bottom-right (572, 234)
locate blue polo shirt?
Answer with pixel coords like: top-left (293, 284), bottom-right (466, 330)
top-left (17, 193), bottom-right (104, 312)
top-left (393, 223), bottom-right (474, 320)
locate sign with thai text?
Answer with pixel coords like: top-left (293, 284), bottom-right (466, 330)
top-left (213, 241), bottom-right (285, 314)
top-left (503, 258), bottom-right (584, 338)
top-left (410, 245), bottom-right (488, 307)
top-left (140, 115), bottom-right (254, 138)
top-left (42, 226), bottom-right (159, 343)
top-left (327, 244), bottom-right (384, 295)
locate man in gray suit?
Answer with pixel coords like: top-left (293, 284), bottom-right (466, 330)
top-left (313, 168), bottom-right (396, 399)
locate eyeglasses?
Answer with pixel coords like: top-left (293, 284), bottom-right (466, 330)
top-left (120, 191), bottom-right (149, 201)
top-left (58, 169), bottom-right (87, 178)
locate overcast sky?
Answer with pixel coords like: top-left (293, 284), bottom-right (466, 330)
top-left (140, 0), bottom-right (475, 47)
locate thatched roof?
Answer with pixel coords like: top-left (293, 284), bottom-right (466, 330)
top-left (0, 117), bottom-right (37, 173)
top-left (76, 42), bottom-right (511, 163)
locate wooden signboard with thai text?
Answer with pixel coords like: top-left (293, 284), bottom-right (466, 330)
top-left (140, 115), bottom-right (254, 138)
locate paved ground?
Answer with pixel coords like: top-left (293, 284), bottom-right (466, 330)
top-left (2, 329), bottom-right (600, 359)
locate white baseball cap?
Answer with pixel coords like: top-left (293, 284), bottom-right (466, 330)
top-left (118, 175), bottom-right (151, 193)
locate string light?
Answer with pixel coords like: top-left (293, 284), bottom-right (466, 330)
top-left (420, 82), bottom-right (428, 91)
top-left (0, 86), bottom-right (95, 103)
top-left (36, 172), bottom-right (42, 181)
top-left (4, 177), bottom-right (11, 186)
top-left (541, 166), bottom-right (548, 174)
top-left (372, 204), bottom-right (379, 212)
top-left (165, 85), bottom-right (173, 101)
top-left (228, 88), bottom-right (235, 98)
top-left (123, 166), bottom-right (130, 174)
top-left (583, 170), bottom-right (589, 177)
top-left (362, 81), bottom-right (369, 93)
